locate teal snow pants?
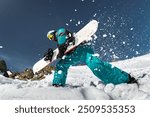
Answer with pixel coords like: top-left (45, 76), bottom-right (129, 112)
top-left (53, 44), bottom-right (129, 86)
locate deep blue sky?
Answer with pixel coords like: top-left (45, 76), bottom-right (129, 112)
top-left (0, 0), bottom-right (150, 71)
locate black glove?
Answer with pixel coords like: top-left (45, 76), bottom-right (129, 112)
top-left (57, 44), bottom-right (68, 59)
top-left (66, 33), bottom-right (75, 46)
top-left (44, 48), bottom-right (54, 61)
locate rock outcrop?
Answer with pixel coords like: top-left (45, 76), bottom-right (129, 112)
top-left (0, 59), bottom-right (9, 77)
top-left (0, 59), bottom-right (55, 80)
top-left (9, 66), bottom-right (55, 81)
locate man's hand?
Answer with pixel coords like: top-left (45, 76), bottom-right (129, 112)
top-left (66, 34), bottom-right (75, 46)
top-left (57, 44), bottom-right (68, 59)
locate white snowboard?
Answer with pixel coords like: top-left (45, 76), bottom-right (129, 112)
top-left (33, 20), bottom-right (99, 73)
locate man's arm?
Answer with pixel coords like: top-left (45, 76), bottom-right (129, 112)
top-left (57, 30), bottom-right (75, 58)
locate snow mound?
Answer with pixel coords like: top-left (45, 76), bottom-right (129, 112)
top-left (0, 53), bottom-right (150, 100)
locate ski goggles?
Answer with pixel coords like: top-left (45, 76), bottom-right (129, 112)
top-left (47, 34), bottom-right (54, 40)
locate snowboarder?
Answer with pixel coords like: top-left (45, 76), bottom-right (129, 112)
top-left (44, 28), bottom-right (137, 87)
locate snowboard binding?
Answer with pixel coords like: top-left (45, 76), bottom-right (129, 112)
top-left (44, 48), bottom-right (54, 61)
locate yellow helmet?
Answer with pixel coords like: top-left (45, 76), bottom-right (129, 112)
top-left (47, 30), bottom-right (55, 40)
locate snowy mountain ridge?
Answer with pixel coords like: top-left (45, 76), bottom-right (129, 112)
top-left (0, 53), bottom-right (150, 100)
top-left (112, 53), bottom-right (150, 70)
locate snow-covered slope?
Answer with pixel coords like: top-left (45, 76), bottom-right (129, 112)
top-left (0, 54), bottom-right (150, 100)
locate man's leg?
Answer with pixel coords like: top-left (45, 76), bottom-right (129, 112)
top-left (52, 45), bottom-right (86, 86)
top-left (85, 53), bottom-right (130, 84)
top-left (53, 60), bottom-right (70, 86)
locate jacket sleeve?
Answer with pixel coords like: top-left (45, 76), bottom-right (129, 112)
top-left (57, 44), bottom-right (68, 58)
top-left (57, 30), bottom-right (75, 58)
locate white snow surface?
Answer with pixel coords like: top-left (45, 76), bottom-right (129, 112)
top-left (1, 54), bottom-right (150, 100)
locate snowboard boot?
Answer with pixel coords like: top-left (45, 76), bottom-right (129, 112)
top-left (52, 84), bottom-right (64, 87)
top-left (127, 74), bottom-right (139, 85)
